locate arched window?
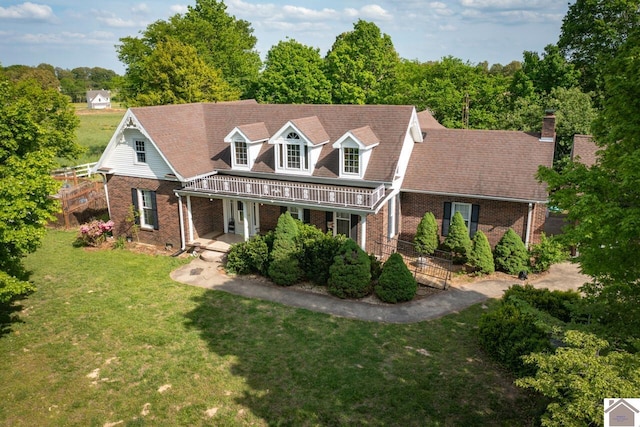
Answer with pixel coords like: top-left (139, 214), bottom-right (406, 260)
top-left (279, 131), bottom-right (308, 171)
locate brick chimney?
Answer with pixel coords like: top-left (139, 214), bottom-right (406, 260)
top-left (540, 110), bottom-right (556, 142)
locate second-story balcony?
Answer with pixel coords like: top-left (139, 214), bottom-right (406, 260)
top-left (181, 174), bottom-right (387, 210)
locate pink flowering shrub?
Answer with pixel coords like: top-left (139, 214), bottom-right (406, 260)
top-left (76, 219), bottom-right (114, 247)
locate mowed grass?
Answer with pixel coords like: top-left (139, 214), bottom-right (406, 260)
top-left (0, 230), bottom-right (544, 426)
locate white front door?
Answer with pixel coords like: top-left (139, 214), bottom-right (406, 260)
top-left (226, 200), bottom-right (259, 239)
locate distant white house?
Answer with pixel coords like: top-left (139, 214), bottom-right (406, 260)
top-left (86, 90), bottom-right (111, 109)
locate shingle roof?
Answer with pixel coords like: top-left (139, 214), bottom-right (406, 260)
top-left (417, 110), bottom-right (445, 130)
top-left (237, 122), bottom-right (269, 142)
top-left (86, 90), bottom-right (110, 101)
top-left (350, 126), bottom-right (379, 147)
top-left (130, 103), bottom-right (416, 182)
top-left (571, 134), bottom-right (599, 167)
top-left (290, 116), bottom-right (330, 145)
top-left (402, 128), bottom-right (554, 202)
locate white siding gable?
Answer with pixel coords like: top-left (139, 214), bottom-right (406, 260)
top-left (94, 110), bottom-right (178, 180)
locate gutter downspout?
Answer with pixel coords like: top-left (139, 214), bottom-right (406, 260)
top-left (525, 202), bottom-right (534, 247)
top-left (177, 193), bottom-right (186, 251)
top-left (99, 173), bottom-right (112, 219)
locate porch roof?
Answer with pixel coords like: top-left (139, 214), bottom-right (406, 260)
top-left (176, 173), bottom-right (388, 212)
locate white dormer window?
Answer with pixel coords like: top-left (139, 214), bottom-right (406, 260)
top-left (278, 132), bottom-right (309, 171)
top-left (233, 138), bottom-right (248, 167)
top-left (343, 146), bottom-right (360, 175)
top-left (332, 126), bottom-right (379, 179)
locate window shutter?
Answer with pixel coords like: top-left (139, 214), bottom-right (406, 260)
top-left (351, 214), bottom-right (359, 241)
top-left (303, 209), bottom-right (311, 224)
top-left (280, 206), bottom-right (287, 215)
top-left (442, 202), bottom-right (452, 236)
top-left (131, 188), bottom-right (140, 226)
top-left (326, 211), bottom-right (333, 233)
top-left (151, 191), bottom-right (159, 230)
top-left (470, 204), bottom-right (480, 237)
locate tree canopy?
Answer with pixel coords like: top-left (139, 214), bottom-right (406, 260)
top-left (117, 0), bottom-right (260, 103)
top-left (0, 74), bottom-right (81, 303)
top-left (255, 39), bottom-right (331, 104)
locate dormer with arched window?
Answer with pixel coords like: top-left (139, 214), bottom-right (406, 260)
top-left (332, 126), bottom-right (379, 179)
top-left (269, 116), bottom-right (329, 176)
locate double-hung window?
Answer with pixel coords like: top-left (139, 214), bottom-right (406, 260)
top-left (452, 202), bottom-right (472, 229)
top-left (135, 140), bottom-right (146, 163)
top-left (132, 189), bottom-right (158, 230)
top-left (343, 147), bottom-right (360, 175)
top-left (234, 138), bottom-right (248, 167)
top-left (278, 132), bottom-right (309, 171)
top-left (442, 202), bottom-right (480, 237)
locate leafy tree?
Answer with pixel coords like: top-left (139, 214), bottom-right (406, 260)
top-left (493, 229), bottom-right (529, 275)
top-left (130, 38), bottom-right (239, 106)
top-left (375, 253), bottom-right (417, 303)
top-left (117, 0), bottom-right (260, 100)
top-left (517, 330), bottom-right (640, 427)
top-left (267, 212), bottom-right (302, 286)
top-left (442, 212), bottom-right (471, 263)
top-left (528, 233), bottom-right (569, 274)
top-left (558, 0), bottom-right (640, 97)
top-left (324, 20), bottom-right (400, 104)
top-left (327, 238), bottom-right (371, 298)
top-left (256, 39), bottom-right (331, 104)
top-left (513, 45), bottom-right (581, 97)
top-left (0, 75), bottom-right (81, 303)
top-left (414, 212), bottom-right (439, 255)
top-left (469, 231), bottom-right (494, 274)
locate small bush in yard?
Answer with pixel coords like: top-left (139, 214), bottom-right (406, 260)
top-left (75, 219), bottom-right (114, 247)
top-left (414, 212), bottom-right (439, 255)
top-left (226, 235), bottom-right (270, 275)
top-left (478, 301), bottom-right (553, 376)
top-left (442, 211), bottom-right (471, 263)
top-left (493, 228), bottom-right (529, 275)
top-left (375, 253), bottom-right (417, 303)
top-left (299, 226), bottom-right (346, 285)
top-left (469, 230), bottom-right (494, 274)
top-left (369, 254), bottom-right (383, 281)
top-left (529, 233), bottom-right (569, 273)
top-left (328, 239), bottom-right (371, 299)
top-left (503, 284), bottom-right (581, 323)
top-left (268, 212), bottom-right (303, 286)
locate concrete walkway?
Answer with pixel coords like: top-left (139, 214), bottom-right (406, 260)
top-left (170, 256), bottom-right (590, 324)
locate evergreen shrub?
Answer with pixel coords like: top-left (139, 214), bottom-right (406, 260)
top-left (226, 235), bottom-right (269, 275)
top-left (414, 212), bottom-right (439, 255)
top-left (375, 253), bottom-right (417, 303)
top-left (268, 212), bottom-right (303, 286)
top-left (529, 233), bottom-right (569, 273)
top-left (442, 211), bottom-right (471, 263)
top-left (493, 228), bottom-right (529, 275)
top-left (327, 239), bottom-right (371, 298)
top-left (469, 230), bottom-right (494, 274)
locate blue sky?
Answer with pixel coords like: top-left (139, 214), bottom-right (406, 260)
top-left (0, 0), bottom-right (572, 74)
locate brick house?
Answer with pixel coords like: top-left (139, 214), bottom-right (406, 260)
top-left (94, 101), bottom-right (554, 253)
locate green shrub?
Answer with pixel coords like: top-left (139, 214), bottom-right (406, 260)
top-left (503, 284), bottom-right (581, 323)
top-left (469, 230), bottom-right (494, 274)
top-left (225, 235), bottom-right (270, 275)
top-left (478, 301), bottom-right (553, 376)
top-left (327, 239), bottom-right (371, 299)
top-left (493, 229), bottom-right (529, 275)
top-left (529, 233), bottom-right (569, 273)
top-left (369, 253), bottom-right (383, 281)
top-left (268, 212), bottom-right (303, 286)
top-left (442, 211), bottom-right (471, 263)
top-left (414, 212), bottom-right (439, 255)
top-left (300, 231), bottom-right (346, 285)
top-left (375, 253), bottom-right (417, 303)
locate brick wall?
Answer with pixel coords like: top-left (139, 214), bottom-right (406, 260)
top-left (400, 192), bottom-right (545, 248)
top-left (106, 175), bottom-right (182, 247)
top-left (366, 202), bottom-right (388, 254)
top-left (189, 197), bottom-right (223, 240)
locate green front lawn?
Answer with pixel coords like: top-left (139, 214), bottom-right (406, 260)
top-left (0, 230), bottom-right (544, 426)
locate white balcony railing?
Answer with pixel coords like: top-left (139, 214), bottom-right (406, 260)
top-left (183, 174), bottom-right (386, 210)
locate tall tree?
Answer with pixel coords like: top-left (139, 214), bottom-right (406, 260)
top-left (130, 38), bottom-right (239, 106)
top-left (255, 39), bottom-right (331, 104)
top-left (117, 0), bottom-right (260, 100)
top-left (324, 20), bottom-right (400, 104)
top-left (0, 73), bottom-right (81, 303)
top-left (558, 0), bottom-right (640, 97)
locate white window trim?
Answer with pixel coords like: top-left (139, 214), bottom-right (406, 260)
top-left (137, 189), bottom-right (157, 230)
top-left (232, 137), bottom-right (249, 169)
top-left (134, 140), bottom-right (146, 164)
top-left (287, 206), bottom-right (303, 221)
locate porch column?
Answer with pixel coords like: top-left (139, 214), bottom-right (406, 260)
top-left (186, 195), bottom-right (194, 243)
top-left (243, 201), bottom-right (250, 241)
top-left (360, 215), bottom-right (367, 251)
top-left (223, 199), bottom-right (229, 233)
top-left (177, 194), bottom-right (186, 250)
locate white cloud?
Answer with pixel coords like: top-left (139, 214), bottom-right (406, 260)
top-left (460, 0), bottom-right (551, 10)
top-left (360, 5), bottom-right (392, 20)
top-left (131, 3), bottom-right (150, 15)
top-left (282, 6), bottom-right (338, 20)
top-left (0, 2), bottom-right (54, 21)
top-left (439, 24), bottom-right (457, 31)
top-left (429, 2), bottom-right (454, 16)
top-left (97, 15), bottom-right (138, 28)
top-left (170, 5), bottom-right (188, 14)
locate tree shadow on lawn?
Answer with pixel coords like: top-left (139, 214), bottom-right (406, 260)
top-left (184, 288), bottom-right (544, 426)
top-left (0, 302), bottom-right (25, 338)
